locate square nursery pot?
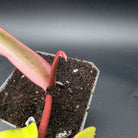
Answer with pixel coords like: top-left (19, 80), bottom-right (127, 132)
top-left (0, 51), bottom-right (100, 138)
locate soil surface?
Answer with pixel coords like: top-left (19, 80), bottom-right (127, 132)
top-left (0, 53), bottom-right (98, 138)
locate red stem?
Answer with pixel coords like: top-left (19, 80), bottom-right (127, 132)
top-left (38, 95), bottom-right (52, 138)
top-left (38, 51), bottom-right (67, 138)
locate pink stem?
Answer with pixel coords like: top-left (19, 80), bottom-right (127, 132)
top-left (38, 95), bottom-right (52, 138)
top-left (49, 51), bottom-right (67, 87)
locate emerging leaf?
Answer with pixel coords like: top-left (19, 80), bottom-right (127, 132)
top-left (49, 50), bottom-right (67, 87)
top-left (0, 27), bottom-right (51, 91)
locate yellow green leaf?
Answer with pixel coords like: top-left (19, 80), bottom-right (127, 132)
top-left (74, 127), bottom-right (96, 138)
top-left (0, 122), bottom-right (38, 138)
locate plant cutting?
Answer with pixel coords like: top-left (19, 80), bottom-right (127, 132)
top-left (0, 27), bottom-right (99, 137)
top-left (0, 27), bottom-right (67, 138)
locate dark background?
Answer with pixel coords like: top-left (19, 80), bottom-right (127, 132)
top-left (0, 0), bottom-right (138, 138)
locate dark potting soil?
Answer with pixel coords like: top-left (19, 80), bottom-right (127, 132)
top-left (0, 53), bottom-right (98, 138)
